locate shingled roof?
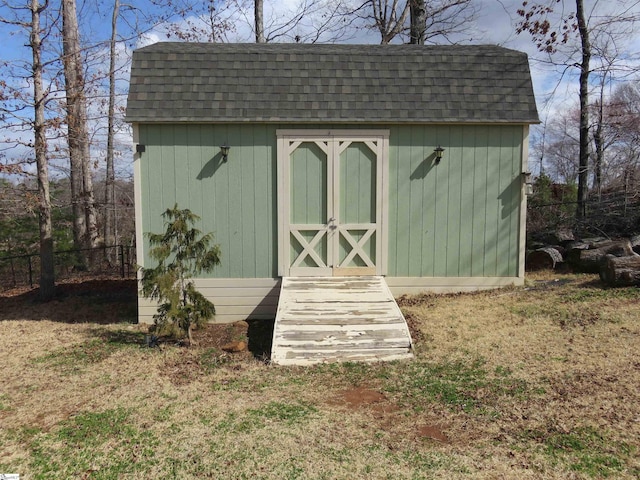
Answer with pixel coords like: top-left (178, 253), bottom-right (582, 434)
top-left (126, 43), bottom-right (538, 124)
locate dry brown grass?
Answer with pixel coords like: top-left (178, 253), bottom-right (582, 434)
top-left (0, 273), bottom-right (638, 479)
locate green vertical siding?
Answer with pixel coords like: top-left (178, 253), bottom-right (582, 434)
top-left (340, 142), bottom-right (376, 224)
top-left (290, 142), bottom-right (327, 225)
top-left (138, 123), bottom-right (523, 279)
top-left (138, 124), bottom-right (276, 278)
top-left (387, 124), bottom-right (523, 278)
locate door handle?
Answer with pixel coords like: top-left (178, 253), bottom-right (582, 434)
top-left (328, 217), bottom-right (335, 222)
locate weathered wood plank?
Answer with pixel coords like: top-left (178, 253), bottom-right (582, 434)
top-left (272, 348), bottom-right (413, 366)
top-left (279, 329), bottom-right (410, 343)
top-left (276, 323), bottom-right (407, 332)
top-left (272, 276), bottom-right (414, 365)
top-left (277, 340), bottom-right (411, 350)
top-left (277, 316), bottom-right (405, 326)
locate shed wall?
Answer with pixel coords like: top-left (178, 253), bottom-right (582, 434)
top-left (138, 123), bottom-right (277, 278)
top-left (136, 123), bottom-right (525, 323)
top-left (137, 123), bottom-right (523, 280)
top-left (388, 125), bottom-right (523, 278)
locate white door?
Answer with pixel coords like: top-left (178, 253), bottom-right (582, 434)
top-left (277, 130), bottom-right (389, 277)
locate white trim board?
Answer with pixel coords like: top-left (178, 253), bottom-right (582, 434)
top-left (518, 125), bottom-right (530, 279)
top-left (132, 123), bottom-right (144, 273)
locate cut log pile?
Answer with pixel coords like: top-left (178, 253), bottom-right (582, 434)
top-left (599, 255), bottom-right (640, 287)
top-left (527, 230), bottom-right (640, 287)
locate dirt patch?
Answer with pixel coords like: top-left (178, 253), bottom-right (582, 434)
top-left (330, 387), bottom-right (398, 418)
top-left (338, 386), bottom-right (387, 407)
top-left (191, 321), bottom-right (250, 351)
top-left (330, 387), bottom-right (451, 443)
top-left (417, 424), bottom-right (449, 442)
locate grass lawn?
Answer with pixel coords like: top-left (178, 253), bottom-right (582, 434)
top-left (0, 273), bottom-right (638, 479)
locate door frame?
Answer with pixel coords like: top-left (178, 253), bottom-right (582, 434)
top-left (276, 129), bottom-right (390, 277)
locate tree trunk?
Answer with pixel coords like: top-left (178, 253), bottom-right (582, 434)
top-left (30, 0), bottom-right (55, 301)
top-left (62, 0), bottom-right (100, 260)
top-left (575, 0), bottom-right (591, 221)
top-left (526, 247), bottom-right (564, 271)
top-left (630, 234), bottom-right (640, 255)
top-left (409, 0), bottom-right (426, 44)
top-left (567, 239), bottom-right (634, 273)
top-left (255, 0), bottom-right (265, 43)
top-left (599, 254), bottom-right (640, 287)
top-left (104, 0), bottom-right (120, 263)
top-left (592, 95), bottom-right (605, 198)
top-left (371, 0), bottom-right (410, 44)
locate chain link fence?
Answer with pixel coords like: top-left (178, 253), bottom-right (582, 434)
top-left (0, 245), bottom-right (136, 291)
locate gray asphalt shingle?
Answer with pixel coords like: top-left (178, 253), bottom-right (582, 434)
top-left (126, 43), bottom-right (539, 124)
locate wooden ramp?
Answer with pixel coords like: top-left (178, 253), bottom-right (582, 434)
top-left (271, 276), bottom-right (414, 366)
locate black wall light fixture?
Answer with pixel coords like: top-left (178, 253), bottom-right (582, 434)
top-left (220, 145), bottom-right (230, 162)
top-left (434, 146), bottom-right (445, 164)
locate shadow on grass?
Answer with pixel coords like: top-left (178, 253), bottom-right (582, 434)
top-left (0, 279), bottom-right (138, 324)
top-left (91, 328), bottom-right (148, 347)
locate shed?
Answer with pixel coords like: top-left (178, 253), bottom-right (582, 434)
top-left (127, 43), bottom-right (538, 324)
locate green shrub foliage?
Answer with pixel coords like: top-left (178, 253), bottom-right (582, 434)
top-left (140, 205), bottom-right (221, 345)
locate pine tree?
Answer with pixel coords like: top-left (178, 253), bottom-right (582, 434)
top-left (140, 205), bottom-right (221, 346)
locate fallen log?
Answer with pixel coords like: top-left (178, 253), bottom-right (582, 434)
top-left (599, 254), bottom-right (640, 287)
top-left (526, 247), bottom-right (564, 271)
top-left (631, 234), bottom-right (640, 255)
top-left (567, 239), bottom-right (635, 273)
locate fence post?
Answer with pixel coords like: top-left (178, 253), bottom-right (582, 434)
top-left (120, 245), bottom-right (125, 278)
top-left (28, 255), bottom-right (33, 288)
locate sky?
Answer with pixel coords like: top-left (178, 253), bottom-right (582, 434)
top-left (1, 0), bottom-right (640, 176)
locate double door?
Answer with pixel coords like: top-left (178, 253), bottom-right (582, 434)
top-left (277, 130), bottom-right (388, 277)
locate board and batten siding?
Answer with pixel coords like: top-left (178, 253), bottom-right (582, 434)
top-left (387, 124), bottom-right (524, 279)
top-left (137, 123), bottom-right (277, 279)
top-left (135, 123), bottom-right (526, 323)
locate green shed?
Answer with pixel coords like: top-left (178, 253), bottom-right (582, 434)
top-left (126, 43), bottom-right (538, 324)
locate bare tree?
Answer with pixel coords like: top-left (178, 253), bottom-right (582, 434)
top-left (62, 0), bottom-right (100, 255)
top-left (226, 0), bottom-right (357, 44)
top-left (410, 0), bottom-right (426, 44)
top-left (575, 0), bottom-right (590, 220)
top-left (517, 0), bottom-right (640, 221)
top-left (32, 0), bottom-right (55, 299)
top-left (0, 0), bottom-right (56, 299)
top-left (536, 107), bottom-right (581, 184)
top-left (255, 0), bottom-right (265, 42)
top-left (367, 0), bottom-right (410, 44)
top-left (165, 0), bottom-right (235, 42)
top-left (605, 82), bottom-right (640, 191)
top-left (349, 0), bottom-right (475, 44)
top-left (104, 0), bottom-right (120, 257)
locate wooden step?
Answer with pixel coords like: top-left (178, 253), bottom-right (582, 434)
top-left (272, 348), bottom-right (413, 366)
top-left (271, 276), bottom-right (414, 366)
